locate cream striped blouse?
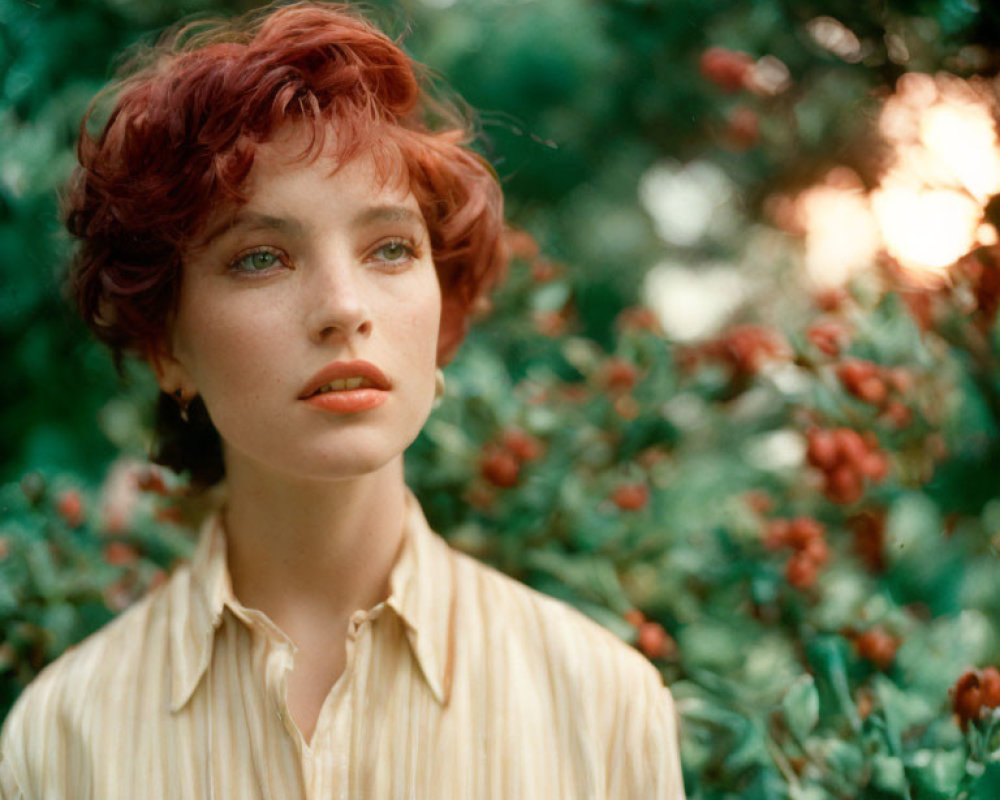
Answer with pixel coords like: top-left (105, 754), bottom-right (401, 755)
top-left (0, 488), bottom-right (685, 798)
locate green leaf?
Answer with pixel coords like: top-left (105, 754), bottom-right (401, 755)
top-left (807, 636), bottom-right (861, 732)
top-left (782, 674), bottom-right (819, 741)
top-left (906, 749), bottom-right (965, 799)
top-left (968, 761), bottom-right (1000, 800)
top-left (870, 754), bottom-right (908, 796)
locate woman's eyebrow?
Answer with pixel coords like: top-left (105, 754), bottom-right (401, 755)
top-left (353, 204), bottom-right (424, 228)
top-left (196, 212), bottom-right (305, 250)
top-left (194, 205), bottom-right (423, 251)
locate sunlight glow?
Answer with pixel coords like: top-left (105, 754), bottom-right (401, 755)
top-left (797, 169), bottom-right (881, 289)
top-left (792, 72), bottom-right (1000, 287)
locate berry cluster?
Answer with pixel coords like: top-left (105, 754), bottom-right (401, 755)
top-left (836, 359), bottom-right (913, 428)
top-left (805, 320), bottom-right (851, 357)
top-left (951, 666), bottom-right (1000, 731)
top-left (679, 325), bottom-right (789, 379)
top-left (763, 516), bottom-right (830, 590)
top-left (805, 427), bottom-right (890, 505)
top-left (479, 428), bottom-right (544, 488)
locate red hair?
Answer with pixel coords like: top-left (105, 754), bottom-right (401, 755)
top-left (65, 1), bottom-right (507, 369)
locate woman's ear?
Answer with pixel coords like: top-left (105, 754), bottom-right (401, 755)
top-left (145, 338), bottom-right (195, 398)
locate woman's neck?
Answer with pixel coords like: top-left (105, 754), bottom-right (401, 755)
top-left (218, 453), bottom-right (409, 630)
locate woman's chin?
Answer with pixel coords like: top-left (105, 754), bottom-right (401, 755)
top-left (222, 437), bottom-right (406, 486)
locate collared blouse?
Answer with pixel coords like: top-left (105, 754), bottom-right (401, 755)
top-left (0, 488), bottom-right (685, 798)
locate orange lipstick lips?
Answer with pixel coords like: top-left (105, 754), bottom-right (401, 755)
top-left (299, 359), bottom-right (391, 414)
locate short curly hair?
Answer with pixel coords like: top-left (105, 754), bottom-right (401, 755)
top-left (63, 1), bottom-right (508, 489)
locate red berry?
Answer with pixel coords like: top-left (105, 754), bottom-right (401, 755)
top-left (806, 321), bottom-right (849, 357)
top-left (637, 621), bottom-right (675, 659)
top-left (952, 670), bottom-right (985, 730)
top-left (56, 489), bottom-right (84, 528)
top-left (802, 536), bottom-right (830, 567)
top-left (103, 541), bottom-right (138, 566)
top-left (887, 368), bottom-right (914, 394)
top-left (856, 627), bottom-right (897, 670)
top-left (858, 376), bottom-right (889, 406)
top-left (982, 667), bottom-right (1000, 708)
top-left (699, 47), bottom-right (754, 92)
top-left (882, 400), bottom-right (913, 428)
top-left (859, 452), bottom-right (890, 482)
top-left (724, 106), bottom-right (760, 150)
top-left (834, 429), bottom-right (868, 468)
top-left (616, 306), bottom-right (662, 334)
top-left (600, 358), bottom-right (639, 393)
top-left (806, 429), bottom-right (838, 470)
top-left (814, 288), bottom-right (848, 312)
top-left (785, 553), bottom-right (818, 589)
top-left (826, 464), bottom-right (863, 505)
top-left (500, 428), bottom-right (542, 464)
top-left (718, 325), bottom-right (789, 375)
top-left (534, 310), bottom-right (567, 337)
top-left (763, 519), bottom-right (791, 550)
top-left (481, 449), bottom-right (520, 488)
top-left (787, 516), bottom-right (824, 549)
top-left (624, 609), bottom-right (646, 627)
top-left (612, 483), bottom-right (650, 512)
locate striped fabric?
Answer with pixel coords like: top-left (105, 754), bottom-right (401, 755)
top-left (0, 488), bottom-right (685, 798)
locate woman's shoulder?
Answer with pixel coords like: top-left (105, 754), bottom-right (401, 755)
top-left (0, 563), bottom-right (191, 751)
top-left (447, 545), bottom-right (686, 795)
top-left (447, 544), bottom-right (663, 687)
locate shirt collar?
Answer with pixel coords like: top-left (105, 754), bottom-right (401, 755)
top-left (168, 487), bottom-right (457, 712)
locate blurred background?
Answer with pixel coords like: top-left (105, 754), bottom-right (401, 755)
top-left (3, 0), bottom-right (1000, 796)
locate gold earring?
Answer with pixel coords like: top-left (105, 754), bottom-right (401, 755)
top-left (173, 389), bottom-right (192, 423)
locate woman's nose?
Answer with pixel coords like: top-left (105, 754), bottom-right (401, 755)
top-left (304, 250), bottom-right (373, 344)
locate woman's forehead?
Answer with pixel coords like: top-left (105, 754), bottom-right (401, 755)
top-left (189, 137), bottom-right (420, 250)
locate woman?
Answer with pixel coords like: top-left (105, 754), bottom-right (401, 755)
top-left (0, 3), bottom-right (684, 797)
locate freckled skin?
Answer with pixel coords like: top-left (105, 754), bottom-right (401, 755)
top-left (153, 130), bottom-right (443, 482)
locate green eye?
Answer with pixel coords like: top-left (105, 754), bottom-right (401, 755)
top-left (246, 251), bottom-right (277, 270)
top-left (376, 241), bottom-right (412, 262)
top-left (231, 249), bottom-right (282, 273)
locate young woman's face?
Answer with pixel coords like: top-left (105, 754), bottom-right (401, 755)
top-left (154, 129), bottom-right (442, 482)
